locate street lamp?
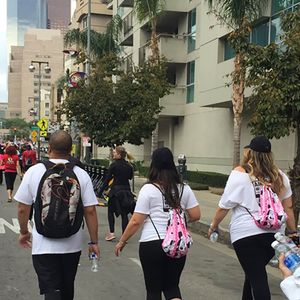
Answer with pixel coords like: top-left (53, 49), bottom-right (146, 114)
top-left (29, 60), bottom-right (51, 161)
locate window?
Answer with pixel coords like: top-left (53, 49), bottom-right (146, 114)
top-left (82, 16), bottom-right (87, 29)
top-left (45, 103), bottom-right (50, 108)
top-left (272, 0), bottom-right (293, 14)
top-left (252, 21), bottom-right (269, 46)
top-left (188, 9), bottom-right (197, 53)
top-left (45, 110), bottom-right (49, 116)
top-left (186, 61), bottom-right (195, 104)
top-left (270, 15), bottom-right (282, 43)
top-left (224, 38), bottom-right (235, 61)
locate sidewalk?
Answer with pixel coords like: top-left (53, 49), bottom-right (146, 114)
top-left (132, 176), bottom-right (232, 245)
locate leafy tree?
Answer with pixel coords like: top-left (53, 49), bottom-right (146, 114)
top-left (246, 9), bottom-right (300, 224)
top-left (63, 54), bottom-right (171, 147)
top-left (207, 0), bottom-right (268, 166)
top-left (64, 15), bottom-right (122, 60)
top-left (1, 118), bottom-right (31, 139)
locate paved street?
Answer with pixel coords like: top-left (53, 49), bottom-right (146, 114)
top-left (0, 178), bottom-right (286, 300)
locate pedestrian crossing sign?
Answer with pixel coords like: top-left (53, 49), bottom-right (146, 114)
top-left (40, 130), bottom-right (47, 137)
top-left (37, 118), bottom-right (48, 131)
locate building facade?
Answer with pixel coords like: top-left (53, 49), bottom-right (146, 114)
top-left (106, 0), bottom-right (298, 173)
top-left (7, 29), bottom-right (64, 123)
top-left (47, 0), bottom-right (71, 35)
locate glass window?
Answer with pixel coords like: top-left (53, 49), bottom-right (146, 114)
top-left (272, 0), bottom-right (293, 14)
top-left (45, 103), bottom-right (49, 108)
top-left (187, 61), bottom-right (195, 103)
top-left (82, 16), bottom-right (87, 29)
top-left (270, 15), bottom-right (282, 43)
top-left (224, 38), bottom-right (235, 60)
top-left (188, 9), bottom-right (197, 53)
top-left (45, 111), bottom-right (49, 116)
top-left (252, 21), bottom-right (269, 46)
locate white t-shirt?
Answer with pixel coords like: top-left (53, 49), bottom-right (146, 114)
top-left (135, 183), bottom-right (199, 242)
top-left (280, 268), bottom-right (300, 300)
top-left (219, 170), bottom-right (292, 243)
top-left (15, 159), bottom-right (98, 255)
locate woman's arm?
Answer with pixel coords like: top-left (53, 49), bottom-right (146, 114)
top-left (208, 207), bottom-right (230, 237)
top-left (186, 206), bottom-right (201, 222)
top-left (282, 196), bottom-right (297, 233)
top-left (115, 212), bottom-right (147, 256)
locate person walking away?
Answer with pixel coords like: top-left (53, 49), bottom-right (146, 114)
top-left (0, 145), bottom-right (5, 184)
top-left (98, 146), bottom-right (134, 241)
top-left (208, 136), bottom-right (298, 300)
top-left (22, 144), bottom-right (37, 172)
top-left (115, 147), bottom-right (201, 300)
top-left (15, 130), bottom-right (100, 300)
top-left (3, 145), bottom-right (21, 201)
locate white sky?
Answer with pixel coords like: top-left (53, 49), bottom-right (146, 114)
top-left (0, 0), bottom-right (76, 102)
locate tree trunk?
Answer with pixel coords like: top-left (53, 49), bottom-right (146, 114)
top-left (232, 52), bottom-right (245, 167)
top-left (151, 122), bottom-right (159, 154)
top-left (289, 122), bottom-right (300, 226)
top-left (150, 17), bottom-right (159, 153)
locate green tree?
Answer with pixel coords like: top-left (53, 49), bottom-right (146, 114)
top-left (64, 15), bottom-right (122, 61)
top-left (246, 9), bottom-right (300, 224)
top-left (207, 0), bottom-right (268, 166)
top-left (63, 54), bottom-right (171, 147)
top-left (1, 118), bottom-right (31, 139)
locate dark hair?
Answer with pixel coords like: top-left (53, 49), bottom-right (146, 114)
top-left (5, 145), bottom-right (17, 155)
top-left (49, 130), bottom-right (72, 155)
top-left (26, 144), bottom-right (32, 150)
top-left (149, 147), bottom-right (182, 208)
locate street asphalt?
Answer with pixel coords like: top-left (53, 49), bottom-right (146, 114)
top-left (0, 176), bottom-right (286, 300)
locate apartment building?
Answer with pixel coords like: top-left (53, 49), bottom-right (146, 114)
top-left (106, 0), bottom-right (297, 173)
top-left (7, 29), bottom-right (64, 123)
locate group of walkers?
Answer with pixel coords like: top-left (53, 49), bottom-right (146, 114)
top-left (0, 141), bottom-right (36, 201)
top-left (13, 130), bottom-right (299, 300)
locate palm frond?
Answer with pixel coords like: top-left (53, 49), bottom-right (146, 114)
top-left (134, 0), bottom-right (165, 22)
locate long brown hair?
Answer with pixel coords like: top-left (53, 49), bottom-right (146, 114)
top-left (149, 147), bottom-right (182, 208)
top-left (115, 146), bottom-right (134, 161)
top-left (241, 149), bottom-right (283, 194)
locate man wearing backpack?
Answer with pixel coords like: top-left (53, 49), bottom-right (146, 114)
top-left (22, 144), bottom-right (37, 172)
top-left (16, 130), bottom-right (99, 300)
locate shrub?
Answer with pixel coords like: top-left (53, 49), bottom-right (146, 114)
top-left (90, 158), bottom-right (110, 168)
top-left (188, 182), bottom-right (209, 190)
top-left (187, 170), bottom-right (228, 188)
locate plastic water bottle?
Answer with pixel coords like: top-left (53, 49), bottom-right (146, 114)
top-left (90, 252), bottom-right (99, 272)
top-left (271, 240), bottom-right (300, 273)
top-left (274, 232), bottom-right (300, 254)
top-left (210, 231), bottom-right (219, 243)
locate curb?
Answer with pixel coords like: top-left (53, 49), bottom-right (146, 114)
top-left (188, 220), bottom-right (232, 248)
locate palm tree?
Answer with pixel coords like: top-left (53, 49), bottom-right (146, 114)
top-left (64, 15), bottom-right (122, 60)
top-left (207, 0), bottom-right (268, 166)
top-left (134, 0), bottom-right (165, 152)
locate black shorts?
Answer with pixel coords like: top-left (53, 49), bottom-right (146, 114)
top-left (32, 251), bottom-right (81, 297)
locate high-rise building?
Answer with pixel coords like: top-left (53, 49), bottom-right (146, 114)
top-left (7, 29), bottom-right (64, 122)
top-left (7, 0), bottom-right (47, 51)
top-left (47, 0), bottom-right (71, 35)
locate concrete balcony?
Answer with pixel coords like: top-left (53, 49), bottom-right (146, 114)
top-left (160, 86), bottom-right (186, 117)
top-left (140, 34), bottom-right (186, 64)
top-left (164, 0), bottom-right (189, 12)
top-left (118, 0), bottom-right (134, 8)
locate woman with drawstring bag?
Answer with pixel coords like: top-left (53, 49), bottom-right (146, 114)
top-left (208, 136), bottom-right (298, 300)
top-left (114, 147), bottom-right (201, 300)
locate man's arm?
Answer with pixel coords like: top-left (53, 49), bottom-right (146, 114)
top-left (84, 205), bottom-right (100, 258)
top-left (17, 203), bottom-right (32, 248)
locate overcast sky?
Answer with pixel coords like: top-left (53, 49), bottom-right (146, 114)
top-left (0, 0), bottom-right (76, 103)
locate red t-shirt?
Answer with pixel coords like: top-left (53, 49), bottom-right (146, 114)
top-left (3, 154), bottom-right (19, 173)
top-left (22, 150), bottom-right (37, 167)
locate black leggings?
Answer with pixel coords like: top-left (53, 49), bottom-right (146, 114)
top-left (5, 172), bottom-right (17, 190)
top-left (139, 240), bottom-right (186, 300)
top-left (232, 233), bottom-right (275, 300)
top-left (107, 200), bottom-right (128, 233)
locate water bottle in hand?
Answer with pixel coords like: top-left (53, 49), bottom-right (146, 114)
top-left (90, 252), bottom-right (99, 272)
top-left (210, 230), bottom-right (219, 243)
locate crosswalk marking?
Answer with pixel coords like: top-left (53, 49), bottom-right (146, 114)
top-left (0, 218), bottom-right (32, 234)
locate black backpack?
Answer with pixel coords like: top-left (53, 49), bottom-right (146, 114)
top-left (34, 161), bottom-right (84, 238)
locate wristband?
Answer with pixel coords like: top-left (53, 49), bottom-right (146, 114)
top-left (88, 241), bottom-right (98, 245)
top-left (119, 240), bottom-right (127, 245)
top-left (287, 231), bottom-right (298, 235)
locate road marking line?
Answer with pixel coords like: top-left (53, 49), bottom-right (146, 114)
top-left (0, 218), bottom-right (32, 234)
top-left (129, 258), bottom-right (142, 269)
